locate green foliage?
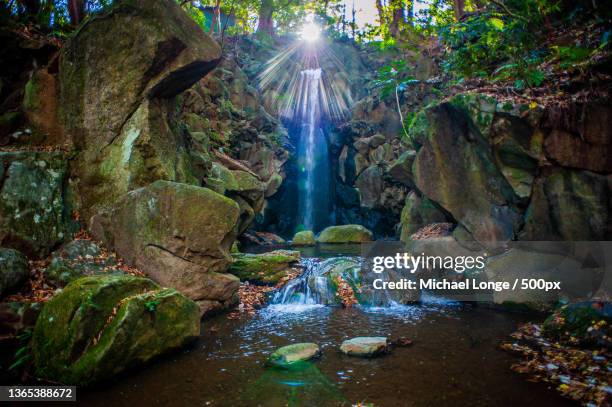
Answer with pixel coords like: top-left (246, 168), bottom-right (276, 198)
top-left (438, 0), bottom-right (561, 89)
top-left (9, 329), bottom-right (33, 371)
top-left (144, 299), bottom-right (160, 313)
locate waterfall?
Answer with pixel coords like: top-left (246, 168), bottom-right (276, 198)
top-left (296, 69), bottom-right (331, 233)
top-left (271, 257), bottom-right (415, 308)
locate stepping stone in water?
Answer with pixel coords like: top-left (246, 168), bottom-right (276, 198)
top-left (268, 343), bottom-right (320, 368)
top-left (340, 337), bottom-right (388, 357)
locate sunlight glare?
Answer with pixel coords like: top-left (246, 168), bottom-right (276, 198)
top-left (299, 18), bottom-right (321, 43)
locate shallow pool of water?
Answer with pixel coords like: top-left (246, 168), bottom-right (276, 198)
top-left (80, 301), bottom-right (572, 406)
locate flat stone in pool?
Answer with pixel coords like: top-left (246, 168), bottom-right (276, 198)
top-left (340, 337), bottom-right (388, 357)
top-left (268, 343), bottom-right (320, 367)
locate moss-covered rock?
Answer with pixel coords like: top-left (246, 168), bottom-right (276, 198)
top-left (292, 230), bottom-right (315, 246)
top-left (0, 152), bottom-right (74, 257)
top-left (229, 250), bottom-right (300, 285)
top-left (60, 0), bottom-right (222, 216)
top-left (0, 248), bottom-right (29, 298)
top-left (32, 275), bottom-right (200, 386)
top-left (44, 240), bottom-right (122, 287)
top-left (91, 181), bottom-right (240, 314)
top-left (317, 225), bottom-right (373, 244)
top-left (268, 343), bottom-right (320, 368)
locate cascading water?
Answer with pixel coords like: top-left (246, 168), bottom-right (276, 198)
top-left (296, 69), bottom-right (331, 233)
top-left (271, 257), bottom-right (415, 308)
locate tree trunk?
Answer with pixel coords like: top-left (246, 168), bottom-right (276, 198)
top-left (68, 0), bottom-right (85, 25)
top-left (389, 0), bottom-right (405, 39)
top-left (257, 0), bottom-right (274, 36)
top-left (209, 0), bottom-right (221, 35)
top-left (453, 0), bottom-right (465, 20)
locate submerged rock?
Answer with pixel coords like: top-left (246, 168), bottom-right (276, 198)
top-left (32, 275), bottom-right (200, 385)
top-left (0, 248), bottom-right (29, 298)
top-left (317, 225), bottom-right (373, 244)
top-left (229, 250), bottom-right (300, 285)
top-left (292, 230), bottom-right (315, 246)
top-left (340, 337), bottom-right (388, 357)
top-left (268, 343), bottom-right (320, 368)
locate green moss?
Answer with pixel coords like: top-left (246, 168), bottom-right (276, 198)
top-left (32, 275), bottom-right (199, 385)
top-left (317, 225), bottom-right (373, 244)
top-left (228, 250), bottom-right (300, 284)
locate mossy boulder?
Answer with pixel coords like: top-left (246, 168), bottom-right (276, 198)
top-left (44, 240), bottom-right (122, 287)
top-left (229, 250), bottom-right (300, 285)
top-left (32, 275), bottom-right (200, 385)
top-left (91, 181), bottom-right (240, 314)
top-left (0, 248), bottom-right (29, 298)
top-left (268, 343), bottom-right (320, 368)
top-left (317, 225), bottom-right (373, 244)
top-left (292, 230), bottom-right (315, 246)
top-left (0, 152), bottom-right (74, 257)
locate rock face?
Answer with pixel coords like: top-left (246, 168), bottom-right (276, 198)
top-left (0, 152), bottom-right (74, 257)
top-left (229, 250), bottom-right (300, 285)
top-left (44, 240), bottom-right (122, 287)
top-left (92, 181), bottom-right (240, 315)
top-left (0, 248), bottom-right (29, 298)
top-left (317, 225), bottom-right (373, 244)
top-left (60, 0), bottom-right (222, 216)
top-left (292, 230), bottom-right (316, 246)
top-left (399, 192), bottom-right (448, 242)
top-left (32, 275), bottom-right (200, 385)
top-left (412, 103), bottom-right (522, 244)
top-left (268, 343), bottom-right (320, 368)
top-left (340, 337), bottom-right (388, 357)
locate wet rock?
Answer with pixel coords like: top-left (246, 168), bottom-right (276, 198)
top-left (268, 343), bottom-right (320, 368)
top-left (229, 250), bottom-right (300, 285)
top-left (340, 337), bottom-right (388, 357)
top-left (412, 103), bottom-right (522, 245)
top-left (317, 225), bottom-right (373, 244)
top-left (0, 152), bottom-right (74, 257)
top-left (32, 275), bottom-right (200, 385)
top-left (0, 248), bottom-right (29, 298)
top-left (292, 230), bottom-right (316, 246)
top-left (44, 240), bottom-right (121, 287)
top-left (91, 181), bottom-right (240, 314)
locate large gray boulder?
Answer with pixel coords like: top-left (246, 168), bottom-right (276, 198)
top-left (91, 181), bottom-right (240, 315)
top-left (60, 0), bottom-right (222, 216)
top-left (411, 103), bottom-right (522, 245)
